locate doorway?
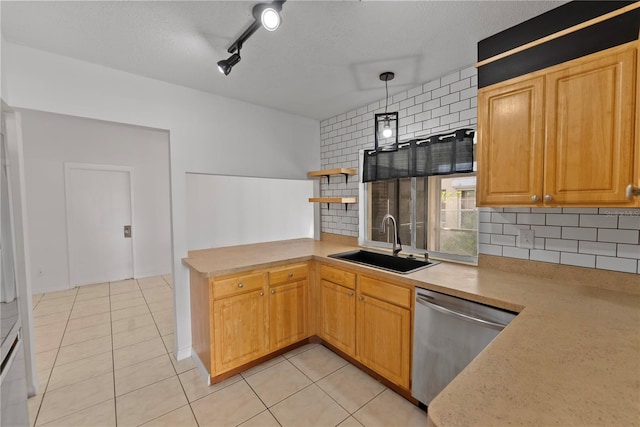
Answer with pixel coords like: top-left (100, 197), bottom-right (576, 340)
top-left (65, 163), bottom-right (134, 287)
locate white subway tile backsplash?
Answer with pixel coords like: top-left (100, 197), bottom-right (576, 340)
top-left (502, 246), bottom-right (530, 259)
top-left (503, 208), bottom-right (531, 213)
top-left (546, 239), bottom-right (578, 253)
top-left (491, 234), bottom-right (516, 246)
top-left (578, 241), bottom-right (617, 256)
top-left (619, 215), bottom-right (640, 230)
top-left (598, 229), bottom-right (639, 244)
top-left (517, 213), bottom-right (546, 225)
top-left (503, 224), bottom-right (531, 236)
top-left (563, 208), bottom-right (599, 214)
top-left (530, 225), bottom-right (561, 238)
top-left (530, 249), bottom-right (560, 263)
top-left (617, 244), bottom-right (640, 259)
top-left (534, 238), bottom-right (545, 249)
top-left (479, 233), bottom-right (491, 244)
top-left (546, 214), bottom-right (578, 226)
top-left (579, 214), bottom-right (618, 229)
top-left (479, 210), bottom-right (492, 223)
top-left (479, 222), bottom-right (502, 234)
top-left (595, 256), bottom-right (637, 273)
top-left (561, 227), bottom-right (597, 241)
top-left (491, 213), bottom-right (516, 224)
top-left (560, 252), bottom-right (595, 268)
top-left (479, 244), bottom-right (503, 256)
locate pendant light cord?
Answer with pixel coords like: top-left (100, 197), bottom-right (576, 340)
top-left (384, 80), bottom-right (389, 114)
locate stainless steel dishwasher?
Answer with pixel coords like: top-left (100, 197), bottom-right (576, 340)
top-left (412, 287), bottom-right (516, 408)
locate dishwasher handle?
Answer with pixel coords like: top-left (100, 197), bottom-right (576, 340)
top-left (416, 295), bottom-right (507, 331)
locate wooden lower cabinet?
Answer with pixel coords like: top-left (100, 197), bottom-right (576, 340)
top-left (269, 279), bottom-right (309, 350)
top-left (356, 287), bottom-right (411, 390)
top-left (212, 288), bottom-right (268, 373)
top-left (192, 260), bottom-right (412, 391)
top-left (320, 279), bottom-right (356, 355)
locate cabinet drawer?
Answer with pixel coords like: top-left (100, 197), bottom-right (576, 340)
top-left (320, 264), bottom-right (356, 289)
top-left (212, 272), bottom-right (266, 300)
top-left (269, 263), bottom-right (309, 286)
top-left (358, 276), bottom-right (411, 308)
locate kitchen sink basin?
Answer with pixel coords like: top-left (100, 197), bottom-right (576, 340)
top-left (328, 250), bottom-right (438, 274)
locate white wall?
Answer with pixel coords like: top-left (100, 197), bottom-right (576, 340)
top-left (3, 42), bottom-right (321, 359)
top-left (19, 110), bottom-right (172, 293)
top-left (186, 174), bottom-right (314, 250)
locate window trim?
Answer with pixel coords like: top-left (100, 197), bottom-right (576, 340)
top-left (358, 149), bottom-right (478, 265)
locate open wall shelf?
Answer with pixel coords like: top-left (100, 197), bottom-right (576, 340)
top-left (308, 197), bottom-right (357, 211)
top-left (307, 168), bottom-right (357, 184)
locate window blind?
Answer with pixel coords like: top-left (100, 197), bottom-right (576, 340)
top-left (362, 128), bottom-right (474, 183)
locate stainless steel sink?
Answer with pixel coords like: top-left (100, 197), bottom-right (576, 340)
top-left (329, 249), bottom-right (438, 274)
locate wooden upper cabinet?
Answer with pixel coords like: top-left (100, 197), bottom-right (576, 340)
top-left (544, 45), bottom-right (637, 204)
top-left (477, 42), bottom-right (639, 207)
top-left (477, 75), bottom-right (545, 206)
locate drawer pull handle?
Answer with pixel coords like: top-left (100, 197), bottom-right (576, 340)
top-left (271, 289), bottom-right (276, 294)
top-left (238, 283), bottom-right (244, 288)
top-left (531, 194), bottom-right (539, 202)
top-left (358, 296), bottom-right (364, 301)
top-left (544, 194), bottom-right (553, 202)
top-left (288, 272), bottom-right (294, 278)
top-left (348, 292), bottom-right (354, 297)
top-left (259, 291), bottom-right (264, 296)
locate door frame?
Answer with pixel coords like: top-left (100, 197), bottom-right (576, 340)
top-left (64, 162), bottom-right (136, 287)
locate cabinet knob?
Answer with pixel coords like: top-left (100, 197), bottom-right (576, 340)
top-left (626, 184), bottom-right (640, 199)
top-left (544, 194), bottom-right (553, 202)
top-left (288, 272), bottom-right (294, 278)
top-left (237, 283), bottom-right (244, 288)
top-left (531, 195), bottom-right (539, 202)
top-left (270, 289), bottom-right (276, 294)
top-left (358, 296), bottom-right (364, 301)
top-left (348, 292), bottom-right (354, 297)
top-left (259, 291), bottom-right (264, 296)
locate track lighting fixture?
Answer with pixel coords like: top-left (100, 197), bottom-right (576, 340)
top-left (217, 0), bottom-right (285, 76)
top-left (254, 3), bottom-right (282, 31)
top-left (217, 51), bottom-right (241, 76)
top-left (374, 72), bottom-right (399, 151)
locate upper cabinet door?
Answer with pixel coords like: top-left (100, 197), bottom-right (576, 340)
top-left (477, 76), bottom-right (545, 206)
top-left (544, 45), bottom-right (637, 205)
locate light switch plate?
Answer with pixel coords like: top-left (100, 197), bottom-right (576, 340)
top-left (517, 229), bottom-right (534, 249)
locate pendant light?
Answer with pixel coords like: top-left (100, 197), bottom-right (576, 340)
top-left (374, 72), bottom-right (399, 151)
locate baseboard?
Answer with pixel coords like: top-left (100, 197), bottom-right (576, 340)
top-left (175, 345), bottom-right (192, 362)
top-left (190, 348), bottom-right (211, 385)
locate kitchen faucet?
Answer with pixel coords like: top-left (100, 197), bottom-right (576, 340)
top-left (380, 213), bottom-right (402, 256)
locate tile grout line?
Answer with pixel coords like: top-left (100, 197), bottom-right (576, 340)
top-left (31, 286), bottom-right (79, 427)
top-left (109, 280), bottom-right (119, 427)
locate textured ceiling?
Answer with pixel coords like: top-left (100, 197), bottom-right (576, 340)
top-left (1, 1), bottom-right (565, 120)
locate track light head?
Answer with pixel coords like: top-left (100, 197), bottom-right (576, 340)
top-left (217, 52), bottom-right (241, 76)
top-left (253, 2), bottom-right (283, 32)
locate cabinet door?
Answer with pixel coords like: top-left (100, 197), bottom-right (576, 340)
top-left (213, 289), bottom-right (268, 373)
top-left (356, 294), bottom-right (411, 389)
top-left (477, 76), bottom-right (545, 206)
top-left (320, 279), bottom-right (356, 356)
top-left (269, 280), bottom-right (309, 350)
top-left (544, 45), bottom-right (637, 205)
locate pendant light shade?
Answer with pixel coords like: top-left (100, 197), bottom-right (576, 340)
top-left (374, 72), bottom-right (399, 151)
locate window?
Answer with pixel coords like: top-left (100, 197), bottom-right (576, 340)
top-left (363, 174), bottom-right (478, 262)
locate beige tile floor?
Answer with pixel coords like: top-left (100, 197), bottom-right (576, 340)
top-left (29, 275), bottom-right (427, 427)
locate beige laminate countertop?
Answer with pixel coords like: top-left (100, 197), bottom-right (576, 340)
top-left (182, 238), bottom-right (640, 426)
